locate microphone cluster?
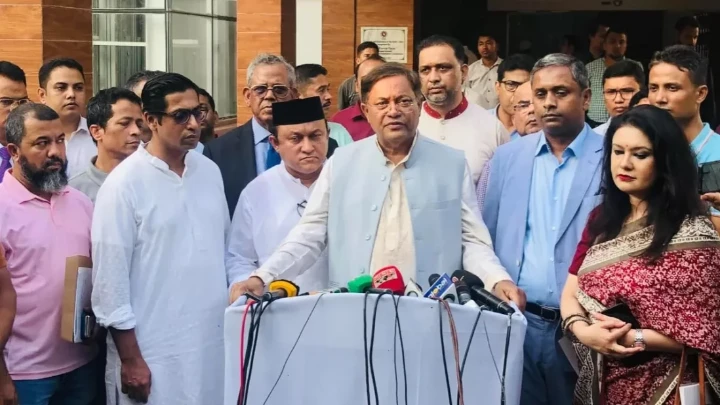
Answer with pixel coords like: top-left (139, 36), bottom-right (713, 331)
top-left (262, 266), bottom-right (514, 315)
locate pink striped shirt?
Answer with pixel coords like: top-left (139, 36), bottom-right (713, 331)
top-left (0, 171), bottom-right (95, 380)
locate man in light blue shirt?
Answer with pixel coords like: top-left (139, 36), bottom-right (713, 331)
top-left (649, 45), bottom-right (720, 228)
top-left (482, 54), bottom-right (604, 405)
top-left (0, 61), bottom-right (29, 182)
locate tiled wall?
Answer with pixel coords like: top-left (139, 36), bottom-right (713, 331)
top-left (236, 0), bottom-right (415, 121)
top-left (0, 0), bottom-right (93, 100)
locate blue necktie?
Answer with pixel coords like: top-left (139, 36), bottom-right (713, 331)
top-left (265, 140), bottom-right (281, 170)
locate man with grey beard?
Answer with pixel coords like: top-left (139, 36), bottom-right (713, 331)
top-left (0, 102), bottom-right (97, 404)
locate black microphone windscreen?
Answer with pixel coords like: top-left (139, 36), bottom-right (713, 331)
top-left (428, 273), bottom-right (441, 286)
top-left (452, 270), bottom-right (485, 288)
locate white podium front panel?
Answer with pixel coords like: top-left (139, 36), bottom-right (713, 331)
top-left (224, 294), bottom-right (527, 405)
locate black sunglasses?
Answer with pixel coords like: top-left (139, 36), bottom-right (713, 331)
top-left (151, 107), bottom-right (207, 125)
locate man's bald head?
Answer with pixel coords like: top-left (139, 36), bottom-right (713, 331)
top-left (355, 55), bottom-right (386, 96)
top-left (511, 81), bottom-right (540, 136)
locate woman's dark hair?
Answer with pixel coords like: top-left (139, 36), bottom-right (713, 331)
top-left (589, 105), bottom-right (704, 261)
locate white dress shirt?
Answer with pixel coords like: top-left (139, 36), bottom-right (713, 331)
top-left (227, 163), bottom-right (328, 292)
top-left (65, 117), bottom-right (97, 179)
top-left (249, 137), bottom-right (512, 291)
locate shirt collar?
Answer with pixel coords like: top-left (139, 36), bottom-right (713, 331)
top-left (0, 169), bottom-right (69, 203)
top-left (87, 156), bottom-right (109, 186)
top-left (73, 117), bottom-right (90, 136)
top-left (536, 124), bottom-right (590, 158)
top-left (348, 102), bottom-right (366, 121)
top-left (137, 143), bottom-right (193, 176)
top-left (375, 133), bottom-right (419, 166)
top-left (252, 117), bottom-right (272, 145)
top-left (690, 123), bottom-right (713, 153)
top-left (422, 96), bottom-right (469, 120)
top-left (279, 161), bottom-right (325, 188)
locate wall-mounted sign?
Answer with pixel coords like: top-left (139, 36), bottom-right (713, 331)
top-left (360, 27), bottom-right (408, 63)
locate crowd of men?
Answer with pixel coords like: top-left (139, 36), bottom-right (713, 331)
top-left (0, 14), bottom-right (718, 405)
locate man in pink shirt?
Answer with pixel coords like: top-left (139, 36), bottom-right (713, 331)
top-left (0, 103), bottom-right (96, 404)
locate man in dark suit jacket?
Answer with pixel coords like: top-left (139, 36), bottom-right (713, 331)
top-left (204, 118), bottom-right (337, 217)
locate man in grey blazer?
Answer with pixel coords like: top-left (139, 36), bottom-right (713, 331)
top-left (481, 54), bottom-right (604, 405)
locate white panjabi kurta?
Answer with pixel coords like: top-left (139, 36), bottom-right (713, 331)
top-left (91, 145), bottom-right (230, 405)
top-left (226, 163), bottom-right (328, 293)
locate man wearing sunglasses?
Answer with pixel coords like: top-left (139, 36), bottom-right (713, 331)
top-left (0, 61), bottom-right (29, 183)
top-left (91, 73), bottom-right (229, 405)
top-left (204, 54), bottom-right (299, 217)
top-left (227, 97), bottom-right (331, 295)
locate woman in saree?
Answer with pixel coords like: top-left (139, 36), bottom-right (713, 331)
top-left (559, 105), bottom-right (720, 405)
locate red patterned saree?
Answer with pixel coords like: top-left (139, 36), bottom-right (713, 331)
top-left (574, 216), bottom-right (720, 405)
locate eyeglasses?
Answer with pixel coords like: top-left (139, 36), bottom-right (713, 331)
top-left (500, 80), bottom-right (525, 92)
top-left (603, 88), bottom-right (636, 100)
top-left (0, 97), bottom-right (30, 109)
top-left (296, 200), bottom-right (307, 217)
top-left (151, 107), bottom-right (207, 125)
top-left (250, 84), bottom-right (292, 99)
top-left (513, 101), bottom-right (532, 112)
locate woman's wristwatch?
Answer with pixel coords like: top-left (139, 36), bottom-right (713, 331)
top-left (633, 329), bottom-right (646, 349)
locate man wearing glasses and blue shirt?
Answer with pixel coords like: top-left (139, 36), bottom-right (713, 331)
top-left (203, 53), bottom-right (338, 218)
top-left (91, 73), bottom-right (231, 405)
top-left (0, 61), bottom-right (30, 182)
top-left (226, 97), bottom-right (332, 293)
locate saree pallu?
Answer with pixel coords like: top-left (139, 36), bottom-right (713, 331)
top-left (574, 216), bottom-right (720, 405)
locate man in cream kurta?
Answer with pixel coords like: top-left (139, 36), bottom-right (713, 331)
top-left (91, 74), bottom-right (229, 405)
top-left (229, 63), bottom-right (526, 308)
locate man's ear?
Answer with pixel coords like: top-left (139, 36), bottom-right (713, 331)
top-left (38, 87), bottom-right (47, 103)
top-left (143, 112), bottom-right (160, 133)
top-left (269, 135), bottom-right (280, 149)
top-left (89, 125), bottom-right (103, 143)
top-left (6, 143), bottom-right (19, 161)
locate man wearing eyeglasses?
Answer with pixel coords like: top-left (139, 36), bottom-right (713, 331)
top-left (227, 97), bottom-right (331, 294)
top-left (416, 35), bottom-right (509, 185)
top-left (91, 73), bottom-right (229, 405)
top-left (593, 60), bottom-right (645, 136)
top-left (0, 61), bottom-right (29, 183)
top-left (203, 54), bottom-right (299, 217)
top-left (492, 54), bottom-right (536, 136)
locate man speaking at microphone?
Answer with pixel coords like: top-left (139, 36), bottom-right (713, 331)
top-left (229, 63), bottom-right (526, 309)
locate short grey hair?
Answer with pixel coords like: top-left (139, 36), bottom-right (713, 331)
top-left (6, 103), bottom-right (60, 146)
top-left (246, 53), bottom-right (296, 88)
top-left (531, 53), bottom-right (589, 91)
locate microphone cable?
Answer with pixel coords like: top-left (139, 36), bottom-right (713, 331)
top-left (457, 308), bottom-right (483, 405)
top-left (439, 300), bottom-right (464, 405)
top-left (499, 314), bottom-right (513, 405)
top-left (262, 293), bottom-right (325, 405)
top-left (391, 295), bottom-right (408, 405)
top-left (437, 303), bottom-right (453, 405)
top-left (365, 290), bottom-right (391, 405)
top-left (241, 296), bottom-right (275, 405)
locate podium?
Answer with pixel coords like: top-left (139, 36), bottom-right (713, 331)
top-left (224, 294), bottom-right (527, 405)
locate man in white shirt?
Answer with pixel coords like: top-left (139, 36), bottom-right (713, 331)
top-left (465, 32), bottom-right (503, 109)
top-left (229, 63), bottom-right (526, 310)
top-left (416, 35), bottom-right (510, 185)
top-left (227, 97), bottom-right (330, 293)
top-left (91, 73), bottom-right (229, 405)
top-left (592, 60), bottom-right (645, 136)
top-left (492, 54), bottom-right (536, 135)
top-left (38, 58), bottom-right (95, 178)
top-left (0, 61), bottom-right (29, 182)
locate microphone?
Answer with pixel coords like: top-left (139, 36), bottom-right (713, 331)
top-left (424, 273), bottom-right (457, 302)
top-left (404, 278), bottom-right (423, 297)
top-left (451, 270), bottom-right (515, 315)
top-left (453, 279), bottom-right (474, 306)
top-left (371, 266), bottom-right (405, 295)
top-left (347, 274), bottom-right (373, 293)
top-left (264, 279), bottom-right (300, 301)
top-left (298, 287), bottom-right (349, 296)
